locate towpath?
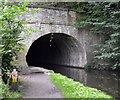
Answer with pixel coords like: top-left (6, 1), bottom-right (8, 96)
top-left (20, 67), bottom-right (63, 98)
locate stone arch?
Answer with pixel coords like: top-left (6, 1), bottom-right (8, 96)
top-left (25, 33), bottom-right (86, 69)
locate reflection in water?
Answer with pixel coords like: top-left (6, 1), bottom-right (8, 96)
top-left (52, 66), bottom-right (119, 98)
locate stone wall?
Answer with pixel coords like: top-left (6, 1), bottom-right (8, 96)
top-left (16, 7), bottom-right (102, 69)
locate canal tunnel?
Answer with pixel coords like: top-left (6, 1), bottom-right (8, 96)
top-left (26, 33), bottom-right (84, 69)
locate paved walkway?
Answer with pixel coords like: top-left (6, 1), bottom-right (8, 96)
top-left (21, 67), bottom-right (63, 98)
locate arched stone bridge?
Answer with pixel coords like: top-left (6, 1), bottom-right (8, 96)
top-left (16, 7), bottom-right (101, 69)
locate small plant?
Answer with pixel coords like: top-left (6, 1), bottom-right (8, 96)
top-left (0, 78), bottom-right (22, 99)
top-left (48, 20), bottom-right (54, 25)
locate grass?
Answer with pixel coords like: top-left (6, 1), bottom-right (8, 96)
top-left (0, 77), bottom-right (22, 99)
top-left (50, 72), bottom-right (114, 99)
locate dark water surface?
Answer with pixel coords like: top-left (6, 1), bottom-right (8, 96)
top-left (51, 66), bottom-right (119, 98)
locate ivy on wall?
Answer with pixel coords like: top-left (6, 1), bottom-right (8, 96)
top-left (73, 2), bottom-right (120, 70)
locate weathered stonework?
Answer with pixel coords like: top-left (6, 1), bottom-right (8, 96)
top-left (16, 7), bottom-right (102, 69)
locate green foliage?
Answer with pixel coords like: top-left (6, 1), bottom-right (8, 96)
top-left (51, 72), bottom-right (114, 99)
top-left (0, 2), bottom-right (41, 85)
top-left (0, 2), bottom-right (29, 71)
top-left (0, 79), bottom-right (22, 99)
top-left (0, 1), bottom-right (41, 70)
top-left (73, 2), bottom-right (120, 70)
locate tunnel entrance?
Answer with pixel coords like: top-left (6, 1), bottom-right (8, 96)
top-left (26, 33), bottom-right (84, 69)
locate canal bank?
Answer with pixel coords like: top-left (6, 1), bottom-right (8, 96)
top-left (20, 67), bottom-right (114, 99)
top-left (51, 72), bottom-right (114, 99)
top-left (51, 66), bottom-right (119, 99)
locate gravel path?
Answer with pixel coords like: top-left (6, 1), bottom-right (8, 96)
top-left (21, 68), bottom-right (63, 98)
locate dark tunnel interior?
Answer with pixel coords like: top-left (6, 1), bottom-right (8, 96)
top-left (26, 33), bottom-right (83, 69)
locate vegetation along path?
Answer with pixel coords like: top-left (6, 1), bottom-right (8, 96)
top-left (21, 67), bottom-right (63, 98)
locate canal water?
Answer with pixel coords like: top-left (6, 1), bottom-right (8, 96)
top-left (51, 66), bottom-right (119, 98)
